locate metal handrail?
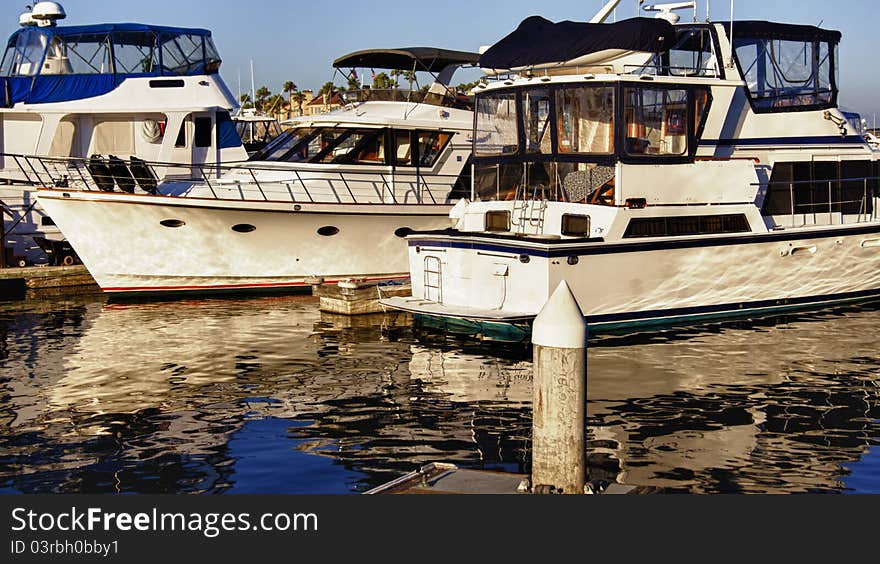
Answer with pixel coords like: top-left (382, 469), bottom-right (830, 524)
top-left (755, 176), bottom-right (879, 226)
top-left (6, 153), bottom-right (462, 206)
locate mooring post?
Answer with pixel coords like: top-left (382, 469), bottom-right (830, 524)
top-left (531, 280), bottom-right (587, 494)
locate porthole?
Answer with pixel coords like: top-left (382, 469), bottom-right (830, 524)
top-left (519, 254), bottom-right (530, 264)
top-left (394, 227), bottom-right (413, 238)
top-left (317, 226), bottom-right (339, 237)
top-left (232, 223), bottom-right (256, 233)
top-left (160, 219), bottom-right (185, 228)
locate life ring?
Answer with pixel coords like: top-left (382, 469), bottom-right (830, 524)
top-left (62, 255), bottom-right (75, 266)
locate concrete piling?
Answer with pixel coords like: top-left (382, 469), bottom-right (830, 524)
top-left (530, 280), bottom-right (587, 494)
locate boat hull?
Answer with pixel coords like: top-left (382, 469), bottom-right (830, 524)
top-left (385, 224), bottom-right (880, 330)
top-left (36, 189), bottom-right (454, 296)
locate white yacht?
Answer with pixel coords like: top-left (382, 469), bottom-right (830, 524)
top-left (383, 5), bottom-right (880, 333)
top-left (0, 2), bottom-right (246, 264)
top-left (34, 47), bottom-right (479, 296)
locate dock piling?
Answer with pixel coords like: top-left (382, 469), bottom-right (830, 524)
top-left (531, 280), bottom-right (587, 494)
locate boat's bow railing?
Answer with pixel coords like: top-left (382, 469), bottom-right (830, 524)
top-left (6, 154), bottom-right (466, 206)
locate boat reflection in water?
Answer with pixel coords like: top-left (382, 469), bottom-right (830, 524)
top-left (1, 296), bottom-right (880, 493)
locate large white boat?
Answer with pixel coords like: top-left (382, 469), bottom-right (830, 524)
top-left (33, 47), bottom-right (479, 296)
top-left (383, 5), bottom-right (880, 333)
top-left (0, 2), bottom-right (246, 264)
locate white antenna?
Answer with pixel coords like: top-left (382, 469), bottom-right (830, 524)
top-left (706, 0), bottom-right (711, 21)
top-left (642, 2), bottom-right (697, 23)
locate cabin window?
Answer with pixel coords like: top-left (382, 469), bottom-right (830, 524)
top-left (485, 210), bottom-right (511, 232)
top-left (555, 86), bottom-right (615, 155)
top-left (624, 215), bottom-right (750, 238)
top-left (160, 33), bottom-right (205, 75)
top-left (174, 121), bottom-right (187, 148)
top-left (522, 88), bottom-right (553, 155)
top-left (252, 127), bottom-right (315, 162)
top-left (733, 36), bottom-right (836, 112)
top-left (764, 160), bottom-right (877, 216)
top-left (113, 31), bottom-right (159, 74)
top-left (475, 92), bottom-right (518, 156)
top-left (623, 88), bottom-right (689, 157)
top-left (561, 214), bottom-right (590, 237)
top-left (314, 129), bottom-right (385, 165)
top-left (194, 117), bottom-right (213, 147)
top-left (666, 27), bottom-right (719, 77)
top-left (5, 30), bottom-right (48, 76)
top-left (415, 131), bottom-right (452, 166)
top-left (39, 33), bottom-right (114, 75)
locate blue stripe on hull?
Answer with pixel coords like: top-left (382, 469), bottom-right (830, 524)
top-left (409, 223), bottom-right (880, 258)
top-left (700, 135), bottom-right (867, 147)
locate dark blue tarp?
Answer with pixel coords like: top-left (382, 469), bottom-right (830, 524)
top-left (480, 16), bottom-right (676, 70)
top-left (721, 21), bottom-right (841, 43)
top-left (216, 111), bottom-right (243, 149)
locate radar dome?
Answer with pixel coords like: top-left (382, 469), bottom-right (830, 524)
top-left (30, 2), bottom-right (67, 27)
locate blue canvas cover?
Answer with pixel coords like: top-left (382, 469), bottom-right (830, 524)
top-left (0, 23), bottom-right (220, 106)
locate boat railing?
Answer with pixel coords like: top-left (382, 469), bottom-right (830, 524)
top-left (7, 153), bottom-right (463, 206)
top-left (758, 176), bottom-right (880, 227)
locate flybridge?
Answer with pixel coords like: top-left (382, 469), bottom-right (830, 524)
top-left (0, 21), bottom-right (222, 106)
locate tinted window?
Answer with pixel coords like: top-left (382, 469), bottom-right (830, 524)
top-left (624, 215), bottom-right (750, 238)
top-left (194, 117), bottom-right (212, 147)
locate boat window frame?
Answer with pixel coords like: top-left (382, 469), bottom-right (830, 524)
top-left (657, 24), bottom-right (726, 80)
top-left (389, 129), bottom-right (454, 168)
top-left (729, 33), bottom-right (839, 114)
top-left (471, 81), bottom-right (713, 168)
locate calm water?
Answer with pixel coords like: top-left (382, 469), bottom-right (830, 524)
top-left (1, 294), bottom-right (880, 494)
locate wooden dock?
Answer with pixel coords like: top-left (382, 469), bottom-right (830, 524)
top-left (0, 264), bottom-right (100, 299)
top-left (315, 280), bottom-right (412, 316)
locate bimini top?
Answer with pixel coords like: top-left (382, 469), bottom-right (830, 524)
top-left (333, 47), bottom-right (480, 72)
top-left (722, 20), bottom-right (842, 43)
top-left (0, 22), bottom-right (222, 106)
top-left (479, 16), bottom-right (675, 71)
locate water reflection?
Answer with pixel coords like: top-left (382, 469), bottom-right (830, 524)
top-left (1, 296), bottom-right (880, 493)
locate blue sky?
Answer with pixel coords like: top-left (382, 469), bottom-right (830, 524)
top-left (2, 1), bottom-right (879, 117)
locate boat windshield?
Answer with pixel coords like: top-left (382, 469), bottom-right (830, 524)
top-left (251, 125), bottom-right (453, 167)
top-left (0, 25), bottom-right (221, 77)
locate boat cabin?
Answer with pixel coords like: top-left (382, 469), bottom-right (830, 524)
top-left (468, 16), bottom-right (876, 232)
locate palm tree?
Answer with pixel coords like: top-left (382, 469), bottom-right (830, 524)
top-left (403, 70), bottom-right (417, 91)
top-left (389, 69), bottom-right (402, 88)
top-left (239, 93), bottom-right (253, 110)
top-left (282, 81), bottom-right (297, 118)
top-left (291, 90), bottom-right (305, 116)
top-left (372, 72), bottom-right (394, 90)
top-left (255, 86), bottom-right (271, 112)
top-left (346, 75), bottom-right (360, 92)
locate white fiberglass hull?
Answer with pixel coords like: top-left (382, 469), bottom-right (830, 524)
top-left (385, 225), bottom-right (880, 330)
top-left (36, 189), bottom-right (453, 296)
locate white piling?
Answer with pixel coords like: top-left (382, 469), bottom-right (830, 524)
top-left (531, 280), bottom-right (587, 494)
